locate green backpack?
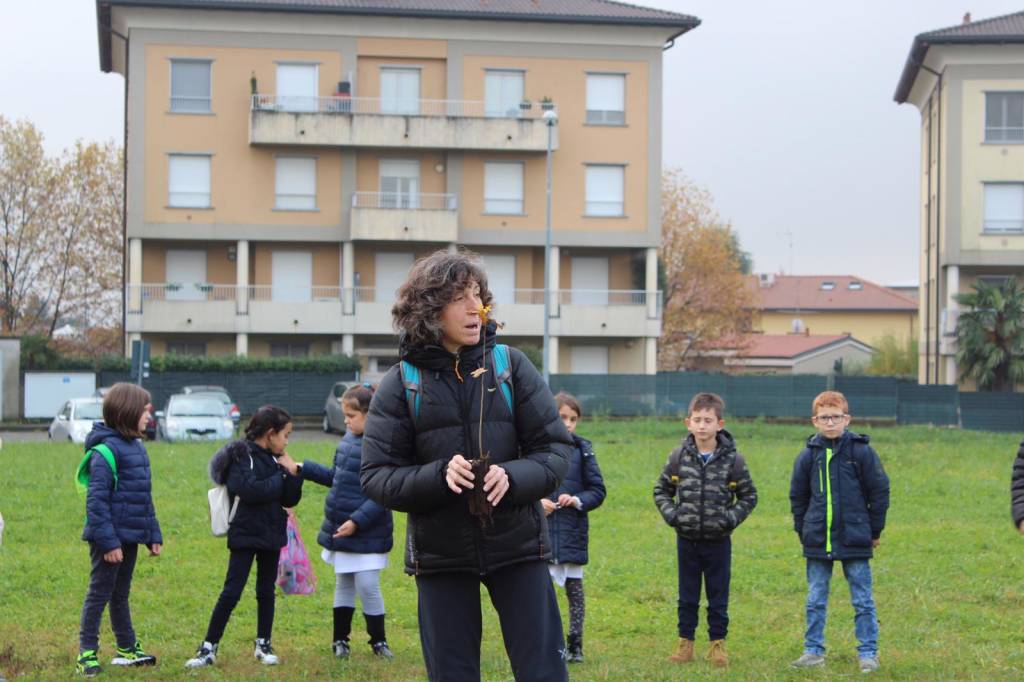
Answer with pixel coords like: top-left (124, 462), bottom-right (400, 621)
top-left (74, 444), bottom-right (118, 494)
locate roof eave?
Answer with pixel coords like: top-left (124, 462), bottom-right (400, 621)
top-left (895, 33), bottom-right (1024, 103)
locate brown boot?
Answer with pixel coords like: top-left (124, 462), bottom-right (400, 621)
top-left (707, 639), bottom-right (728, 668)
top-left (667, 638), bottom-right (695, 663)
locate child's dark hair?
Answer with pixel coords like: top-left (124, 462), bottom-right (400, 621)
top-left (554, 391), bottom-right (583, 419)
top-left (245, 405), bottom-right (292, 441)
top-left (342, 383), bottom-right (376, 414)
top-left (102, 382), bottom-right (152, 440)
top-left (688, 392), bottom-right (726, 419)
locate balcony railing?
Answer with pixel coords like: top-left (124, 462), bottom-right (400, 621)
top-left (127, 285), bottom-right (662, 319)
top-left (251, 94), bottom-right (549, 119)
top-left (352, 192), bottom-right (457, 210)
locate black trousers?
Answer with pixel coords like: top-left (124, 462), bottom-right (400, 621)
top-left (416, 560), bottom-right (568, 682)
top-left (204, 548), bottom-right (279, 644)
top-left (79, 543), bottom-right (139, 651)
top-left (677, 536), bottom-right (732, 640)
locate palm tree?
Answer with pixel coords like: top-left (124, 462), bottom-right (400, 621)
top-left (954, 278), bottom-right (1024, 391)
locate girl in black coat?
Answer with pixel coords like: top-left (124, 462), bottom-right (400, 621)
top-left (542, 392), bottom-right (606, 664)
top-left (300, 384), bottom-right (394, 660)
top-left (185, 406), bottom-right (303, 670)
top-left (361, 249), bottom-right (573, 682)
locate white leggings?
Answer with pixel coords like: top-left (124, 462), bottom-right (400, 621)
top-left (334, 570), bottom-right (384, 615)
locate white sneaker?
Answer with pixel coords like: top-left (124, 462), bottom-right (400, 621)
top-left (184, 641), bottom-right (217, 669)
top-left (254, 638), bottom-right (278, 666)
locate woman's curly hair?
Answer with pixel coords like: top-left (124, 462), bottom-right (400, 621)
top-left (392, 249), bottom-right (494, 347)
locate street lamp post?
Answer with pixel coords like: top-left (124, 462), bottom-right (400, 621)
top-left (542, 109), bottom-right (558, 386)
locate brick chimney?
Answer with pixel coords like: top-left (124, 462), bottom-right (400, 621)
top-left (963, 12), bottom-right (971, 24)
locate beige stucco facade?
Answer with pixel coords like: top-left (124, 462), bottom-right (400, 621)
top-left (902, 43), bottom-right (1024, 385)
top-left (107, 5), bottom-right (675, 373)
top-left (757, 311), bottom-right (919, 346)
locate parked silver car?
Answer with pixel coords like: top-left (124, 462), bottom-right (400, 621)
top-left (49, 398), bottom-right (104, 443)
top-left (323, 381), bottom-right (354, 433)
top-left (157, 394), bottom-right (234, 443)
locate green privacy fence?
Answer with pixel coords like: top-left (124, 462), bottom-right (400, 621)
top-left (548, 373), bottom-right (1024, 432)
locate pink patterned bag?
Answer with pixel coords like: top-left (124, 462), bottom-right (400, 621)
top-left (277, 514), bottom-right (317, 595)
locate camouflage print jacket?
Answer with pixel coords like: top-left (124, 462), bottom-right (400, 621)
top-left (653, 430), bottom-right (758, 541)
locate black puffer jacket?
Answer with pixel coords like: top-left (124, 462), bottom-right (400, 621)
top-left (790, 430), bottom-right (889, 560)
top-left (303, 431), bottom-right (393, 554)
top-left (81, 424), bottom-right (163, 553)
top-left (1013, 440), bottom-right (1024, 529)
top-left (546, 434), bottom-right (606, 565)
top-left (361, 323), bottom-right (572, 576)
top-left (653, 430), bottom-right (758, 541)
top-left (209, 440), bottom-right (303, 551)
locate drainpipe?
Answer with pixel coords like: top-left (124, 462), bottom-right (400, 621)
top-left (102, 21), bottom-right (130, 356)
top-left (923, 94), bottom-right (932, 383)
top-left (921, 63), bottom-right (943, 384)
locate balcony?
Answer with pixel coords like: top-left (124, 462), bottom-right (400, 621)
top-left (249, 95), bottom-right (558, 152)
top-left (125, 285), bottom-right (661, 339)
top-left (350, 192), bottom-right (458, 242)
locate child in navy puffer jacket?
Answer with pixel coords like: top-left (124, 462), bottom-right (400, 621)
top-left (77, 383), bottom-right (162, 676)
top-left (301, 384), bottom-right (394, 660)
top-left (543, 392), bottom-right (606, 663)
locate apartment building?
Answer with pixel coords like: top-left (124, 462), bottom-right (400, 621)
top-left (96, 0), bottom-right (699, 376)
top-left (895, 11), bottom-right (1024, 385)
top-left (751, 274), bottom-right (918, 345)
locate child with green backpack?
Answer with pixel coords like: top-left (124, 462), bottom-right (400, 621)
top-left (75, 383), bottom-right (163, 676)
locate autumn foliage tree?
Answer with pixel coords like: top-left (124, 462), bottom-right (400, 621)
top-left (658, 170), bottom-right (755, 371)
top-left (0, 116), bottom-right (122, 343)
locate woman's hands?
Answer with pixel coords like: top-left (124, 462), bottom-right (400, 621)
top-left (446, 454), bottom-right (510, 507)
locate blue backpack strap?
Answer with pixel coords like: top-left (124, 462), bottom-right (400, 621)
top-left (400, 360), bottom-right (422, 421)
top-left (492, 344), bottom-right (514, 417)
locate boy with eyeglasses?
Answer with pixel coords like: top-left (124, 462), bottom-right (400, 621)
top-left (789, 391), bottom-right (890, 674)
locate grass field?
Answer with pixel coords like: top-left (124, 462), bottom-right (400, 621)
top-left (1, 420), bottom-right (1022, 680)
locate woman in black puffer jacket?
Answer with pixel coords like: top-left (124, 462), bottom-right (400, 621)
top-left (184, 406), bottom-right (303, 670)
top-left (361, 249), bottom-right (572, 682)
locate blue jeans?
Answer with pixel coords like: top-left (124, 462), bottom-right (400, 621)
top-left (804, 558), bottom-right (878, 659)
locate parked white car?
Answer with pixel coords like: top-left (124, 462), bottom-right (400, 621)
top-left (49, 398), bottom-right (104, 444)
top-left (157, 394), bottom-right (234, 443)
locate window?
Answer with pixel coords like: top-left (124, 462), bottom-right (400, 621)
top-left (983, 183), bottom-right (1024, 233)
top-left (166, 341), bottom-right (207, 356)
top-left (585, 165), bottom-right (624, 216)
top-left (571, 256), bottom-right (609, 305)
top-left (570, 345), bottom-right (609, 374)
top-left (166, 249), bottom-right (207, 301)
top-left (375, 252), bottom-right (415, 302)
top-left (270, 342), bottom-right (309, 358)
top-left (170, 60), bottom-right (212, 113)
top-left (481, 254), bottom-right (516, 304)
top-left (820, 281), bottom-right (836, 290)
top-left (848, 281), bottom-right (863, 290)
top-left (168, 155), bottom-right (211, 208)
top-left (586, 74), bottom-right (625, 125)
top-left (379, 160), bottom-right (420, 209)
top-left (985, 92), bottom-right (1024, 142)
top-left (381, 68), bottom-right (420, 115)
top-left (484, 162), bottom-right (524, 214)
top-left (275, 157), bottom-right (316, 210)
top-left (277, 63), bottom-right (318, 112)
top-left (978, 275), bottom-right (1016, 289)
top-left (485, 70), bottom-right (524, 118)
top-left (271, 251), bottom-right (313, 302)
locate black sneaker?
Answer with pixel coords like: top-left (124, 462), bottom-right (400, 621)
top-left (184, 641), bottom-right (218, 669)
top-left (111, 641), bottom-right (157, 666)
top-left (76, 650), bottom-right (102, 676)
top-left (371, 641), bottom-right (394, 660)
top-left (566, 637), bottom-right (584, 664)
top-left (332, 640), bottom-right (350, 659)
top-left (254, 638), bottom-right (279, 665)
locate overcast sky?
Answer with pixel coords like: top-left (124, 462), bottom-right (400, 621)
top-left (3, 1), bottom-right (1022, 286)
